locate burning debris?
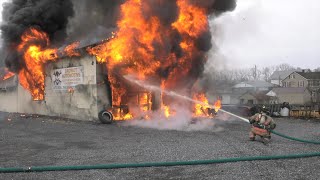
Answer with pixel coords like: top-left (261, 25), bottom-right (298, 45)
top-left (1, 0), bottom-right (236, 122)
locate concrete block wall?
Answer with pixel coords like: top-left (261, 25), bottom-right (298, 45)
top-left (0, 55), bottom-right (105, 121)
top-left (0, 77), bottom-right (18, 112)
top-left (44, 55), bottom-right (99, 121)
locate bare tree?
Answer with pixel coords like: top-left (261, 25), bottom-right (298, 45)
top-left (313, 67), bottom-right (320, 72)
top-left (262, 67), bottom-right (271, 82)
top-left (276, 63), bottom-right (295, 71)
top-left (235, 68), bottom-right (251, 81)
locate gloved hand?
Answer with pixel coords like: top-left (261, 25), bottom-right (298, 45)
top-left (249, 119), bottom-right (255, 124)
top-left (270, 124), bottom-right (276, 130)
top-left (265, 125), bottom-right (271, 131)
top-left (259, 124), bottom-right (266, 129)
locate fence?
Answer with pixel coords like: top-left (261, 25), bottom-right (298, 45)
top-left (289, 104), bottom-right (320, 118)
top-left (259, 104), bottom-right (320, 119)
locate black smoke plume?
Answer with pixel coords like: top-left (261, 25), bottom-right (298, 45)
top-left (67, 0), bottom-right (125, 45)
top-left (66, 0), bottom-right (236, 91)
top-left (1, 0), bottom-right (74, 72)
top-left (188, 0), bottom-right (237, 15)
top-left (0, 0), bottom-right (236, 90)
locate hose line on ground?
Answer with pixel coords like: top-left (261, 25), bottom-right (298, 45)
top-left (219, 109), bottom-right (320, 144)
top-left (270, 130), bottom-right (320, 144)
top-left (0, 152), bottom-right (319, 173)
top-left (0, 109), bottom-right (319, 173)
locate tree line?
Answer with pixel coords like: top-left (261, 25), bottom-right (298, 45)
top-left (204, 63), bottom-right (320, 83)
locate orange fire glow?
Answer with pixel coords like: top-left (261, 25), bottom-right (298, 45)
top-left (17, 28), bottom-right (58, 100)
top-left (2, 69), bottom-right (15, 80)
top-left (193, 93), bottom-right (210, 117)
top-left (16, 0), bottom-right (214, 121)
top-left (214, 100), bottom-right (222, 112)
top-left (172, 0), bottom-right (208, 38)
top-left (64, 42), bottom-right (80, 57)
top-left (86, 0), bottom-right (210, 120)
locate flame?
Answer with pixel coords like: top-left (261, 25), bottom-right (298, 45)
top-left (15, 0), bottom-right (212, 121)
top-left (161, 105), bottom-right (171, 118)
top-left (139, 92), bottom-right (152, 112)
top-left (214, 100), bottom-right (222, 112)
top-left (86, 0), bottom-right (210, 120)
top-left (172, 0), bottom-right (208, 38)
top-left (17, 28), bottom-right (58, 100)
top-left (193, 93), bottom-right (210, 117)
top-left (113, 108), bottom-right (133, 121)
top-left (2, 69), bottom-right (15, 80)
top-left (64, 42), bottom-right (80, 57)
top-left (87, 0), bottom-right (162, 79)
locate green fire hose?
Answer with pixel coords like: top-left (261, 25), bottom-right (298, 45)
top-left (0, 152), bottom-right (319, 173)
top-left (271, 130), bottom-right (320, 144)
top-left (0, 109), bottom-right (319, 173)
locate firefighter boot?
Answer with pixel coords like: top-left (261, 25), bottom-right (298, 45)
top-left (262, 137), bottom-right (270, 145)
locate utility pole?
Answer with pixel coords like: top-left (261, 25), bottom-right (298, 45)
top-left (253, 65), bottom-right (257, 80)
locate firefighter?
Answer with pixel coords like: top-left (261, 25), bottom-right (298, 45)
top-left (248, 106), bottom-right (276, 144)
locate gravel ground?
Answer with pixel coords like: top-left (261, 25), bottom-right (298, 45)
top-left (0, 111), bottom-right (319, 180)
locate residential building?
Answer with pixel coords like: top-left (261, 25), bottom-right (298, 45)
top-left (267, 87), bottom-right (311, 104)
top-left (282, 71), bottom-right (320, 103)
top-left (233, 80), bottom-right (275, 92)
top-left (270, 70), bottom-right (295, 86)
top-left (238, 91), bottom-right (270, 105)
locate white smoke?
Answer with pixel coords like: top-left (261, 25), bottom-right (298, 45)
top-left (122, 110), bottom-right (224, 132)
top-left (119, 74), bottom-right (240, 131)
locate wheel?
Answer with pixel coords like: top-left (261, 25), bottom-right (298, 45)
top-left (98, 110), bottom-right (114, 124)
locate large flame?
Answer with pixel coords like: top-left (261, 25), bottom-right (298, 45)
top-left (193, 93), bottom-right (210, 117)
top-left (17, 28), bottom-right (58, 100)
top-left (86, 0), bottom-right (210, 120)
top-left (15, 0), bottom-right (215, 121)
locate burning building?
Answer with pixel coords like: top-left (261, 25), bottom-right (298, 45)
top-left (0, 0), bottom-right (235, 122)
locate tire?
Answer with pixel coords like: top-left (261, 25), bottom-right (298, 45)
top-left (98, 110), bottom-right (114, 124)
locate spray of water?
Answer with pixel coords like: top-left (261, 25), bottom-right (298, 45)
top-left (124, 74), bottom-right (249, 120)
top-left (121, 74), bottom-right (247, 131)
top-left (123, 75), bottom-right (219, 109)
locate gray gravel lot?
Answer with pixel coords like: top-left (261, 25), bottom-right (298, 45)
top-left (0, 111), bottom-right (319, 180)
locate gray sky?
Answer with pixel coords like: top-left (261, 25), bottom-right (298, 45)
top-left (1, 0), bottom-right (319, 70)
top-left (210, 0), bottom-right (320, 70)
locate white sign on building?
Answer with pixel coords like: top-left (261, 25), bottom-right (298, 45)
top-left (51, 66), bottom-right (84, 90)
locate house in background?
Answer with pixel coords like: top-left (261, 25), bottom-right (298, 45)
top-left (267, 87), bottom-right (311, 104)
top-left (238, 91), bottom-right (270, 105)
top-left (233, 80), bottom-right (275, 92)
top-left (211, 87), bottom-right (244, 105)
top-left (270, 70), bottom-right (295, 86)
top-left (282, 70), bottom-right (320, 103)
top-left (211, 80), bottom-right (274, 105)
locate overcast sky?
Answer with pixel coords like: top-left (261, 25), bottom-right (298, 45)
top-left (211, 0), bottom-right (320, 70)
top-left (1, 0), bottom-right (319, 70)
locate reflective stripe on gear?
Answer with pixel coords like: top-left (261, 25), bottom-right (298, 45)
top-left (251, 126), bottom-right (269, 136)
